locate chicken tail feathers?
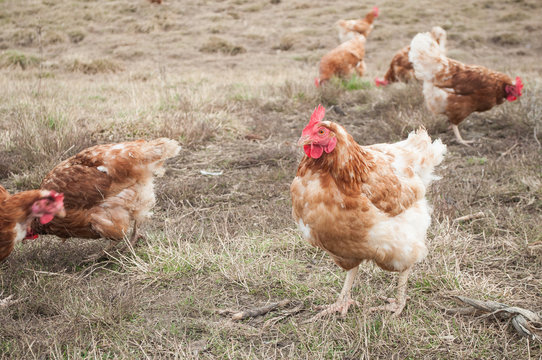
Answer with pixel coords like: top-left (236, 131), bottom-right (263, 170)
top-left (404, 128), bottom-right (446, 186)
top-left (409, 32), bottom-right (446, 82)
top-left (142, 138), bottom-right (181, 176)
top-left (149, 138), bottom-right (182, 161)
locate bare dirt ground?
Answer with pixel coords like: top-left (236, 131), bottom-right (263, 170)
top-left (0, 0), bottom-right (541, 358)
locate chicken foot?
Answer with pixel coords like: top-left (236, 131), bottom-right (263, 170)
top-left (307, 267), bottom-right (360, 322)
top-left (452, 124), bottom-right (474, 146)
top-left (369, 267), bottom-right (411, 317)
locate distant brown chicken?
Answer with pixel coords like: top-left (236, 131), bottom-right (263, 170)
top-left (375, 26), bottom-right (446, 87)
top-left (337, 6), bottom-right (379, 43)
top-left (149, 0), bottom-right (162, 4)
top-left (315, 35), bottom-right (366, 87)
top-left (409, 32), bottom-right (523, 145)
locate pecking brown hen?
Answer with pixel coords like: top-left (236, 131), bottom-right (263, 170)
top-left (409, 32), bottom-right (523, 145)
top-left (31, 138), bottom-right (180, 260)
top-left (316, 35), bottom-right (366, 87)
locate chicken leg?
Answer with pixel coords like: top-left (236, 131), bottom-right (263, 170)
top-left (369, 267), bottom-right (411, 316)
top-left (307, 266), bottom-right (360, 322)
top-left (83, 220), bottom-right (143, 263)
top-left (452, 124), bottom-right (474, 146)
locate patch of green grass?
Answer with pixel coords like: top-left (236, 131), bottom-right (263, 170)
top-left (340, 75), bottom-right (372, 91)
top-left (46, 113), bottom-right (67, 130)
top-left (0, 50), bottom-right (40, 69)
top-left (466, 156), bottom-right (488, 165)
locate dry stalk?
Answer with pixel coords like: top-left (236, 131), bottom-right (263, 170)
top-left (453, 212), bottom-right (485, 223)
top-left (218, 299), bottom-right (293, 320)
top-left (445, 296), bottom-right (542, 341)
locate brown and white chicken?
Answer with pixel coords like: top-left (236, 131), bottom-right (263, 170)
top-left (316, 35), bottom-right (366, 87)
top-left (337, 6), bottom-right (379, 43)
top-left (375, 26), bottom-right (446, 87)
top-left (291, 105), bottom-right (446, 320)
top-left (409, 32), bottom-right (523, 145)
top-left (31, 138), bottom-right (180, 260)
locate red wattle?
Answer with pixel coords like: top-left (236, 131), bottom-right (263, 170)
top-left (40, 213), bottom-right (54, 224)
top-left (303, 144), bottom-right (311, 157)
top-left (310, 144), bottom-right (324, 159)
top-left (324, 137), bottom-right (337, 153)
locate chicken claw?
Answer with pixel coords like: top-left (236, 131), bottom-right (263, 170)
top-left (369, 298), bottom-right (406, 317)
top-left (369, 269), bottom-right (412, 317)
top-left (304, 267), bottom-right (360, 323)
top-left (310, 298), bottom-right (361, 322)
top-left (452, 124), bottom-right (474, 147)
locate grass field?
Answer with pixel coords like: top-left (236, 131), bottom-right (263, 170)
top-left (1, 0), bottom-right (541, 358)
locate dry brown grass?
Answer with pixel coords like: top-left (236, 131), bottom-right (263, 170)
top-left (0, 0), bottom-right (541, 358)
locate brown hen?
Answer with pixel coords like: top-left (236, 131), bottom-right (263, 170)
top-left (32, 138), bottom-right (180, 260)
top-left (291, 105), bottom-right (446, 320)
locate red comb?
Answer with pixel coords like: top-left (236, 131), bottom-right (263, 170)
top-left (51, 191), bottom-right (64, 201)
top-left (303, 105), bottom-right (326, 135)
top-left (310, 104), bottom-right (326, 125)
top-left (372, 6), bottom-right (379, 17)
top-left (515, 76), bottom-right (523, 94)
top-left (374, 77), bottom-right (388, 87)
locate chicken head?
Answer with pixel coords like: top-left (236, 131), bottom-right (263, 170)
top-left (31, 191), bottom-right (66, 225)
top-left (298, 105), bottom-right (337, 159)
top-left (505, 76), bottom-right (523, 102)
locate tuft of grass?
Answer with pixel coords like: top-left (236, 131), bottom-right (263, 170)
top-left (489, 33), bottom-right (521, 46)
top-left (340, 75), bottom-right (372, 91)
top-left (67, 30), bottom-right (85, 44)
top-left (199, 36), bottom-right (246, 55)
top-left (0, 50), bottom-right (41, 70)
top-left (65, 58), bottom-right (122, 74)
top-left (11, 29), bottom-right (36, 47)
top-left (273, 34), bottom-right (298, 51)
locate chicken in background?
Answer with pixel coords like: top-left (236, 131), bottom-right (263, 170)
top-left (409, 32), bottom-right (523, 145)
top-left (375, 26), bottom-right (446, 87)
top-left (316, 35), bottom-right (366, 87)
top-left (0, 186), bottom-right (65, 261)
top-left (31, 138), bottom-right (181, 261)
top-left (291, 105), bottom-right (446, 320)
top-left (337, 6), bottom-right (379, 43)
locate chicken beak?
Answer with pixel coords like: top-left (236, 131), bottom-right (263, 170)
top-left (57, 208), bottom-right (66, 218)
top-left (297, 135), bottom-right (311, 146)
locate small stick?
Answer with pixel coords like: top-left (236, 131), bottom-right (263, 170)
top-left (231, 300), bottom-right (291, 320)
top-left (262, 303), bottom-right (304, 329)
top-left (0, 295), bottom-right (23, 308)
top-left (498, 142), bottom-right (518, 159)
top-left (453, 211), bottom-right (485, 223)
top-left (447, 295), bottom-right (542, 340)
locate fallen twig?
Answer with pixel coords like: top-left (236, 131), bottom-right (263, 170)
top-left (221, 300), bottom-right (292, 321)
top-left (445, 295), bottom-right (542, 341)
top-left (262, 302), bottom-right (304, 329)
top-left (453, 212), bottom-right (485, 223)
top-left (0, 295), bottom-right (24, 308)
top-left (498, 142), bottom-right (518, 159)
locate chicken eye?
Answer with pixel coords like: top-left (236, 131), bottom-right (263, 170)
top-left (318, 128), bottom-right (326, 136)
